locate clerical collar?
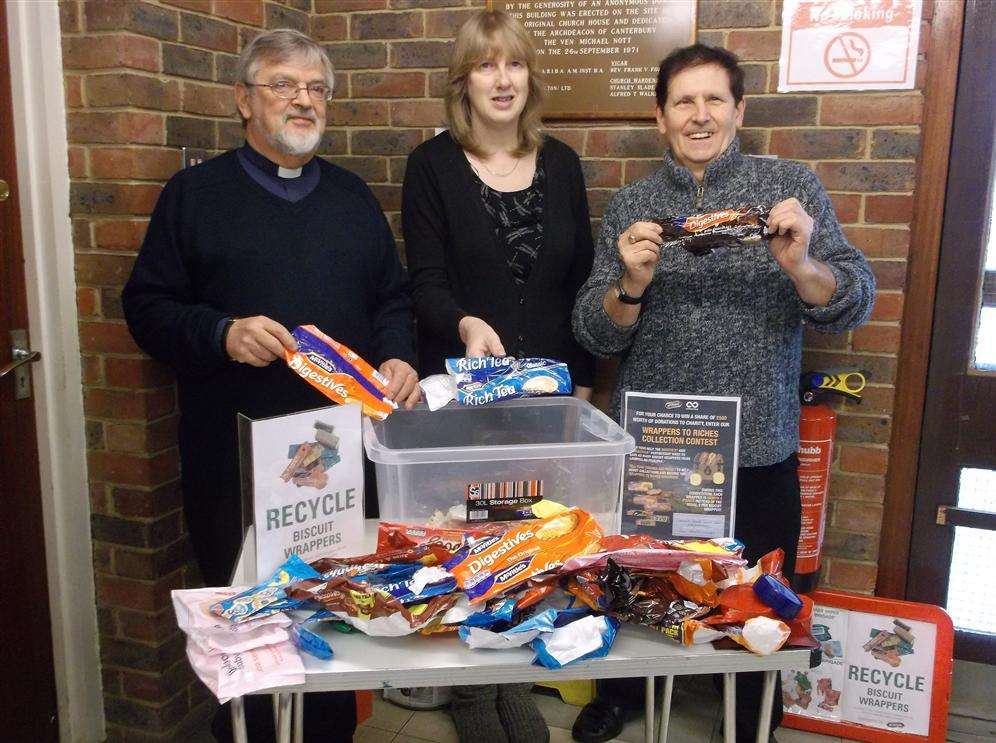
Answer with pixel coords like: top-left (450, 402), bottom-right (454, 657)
top-left (237, 143), bottom-right (321, 203)
top-left (240, 142), bottom-right (310, 179)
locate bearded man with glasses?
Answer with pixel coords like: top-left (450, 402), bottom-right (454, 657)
top-left (123, 28), bottom-right (420, 742)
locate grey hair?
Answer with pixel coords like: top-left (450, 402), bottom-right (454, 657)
top-left (235, 28), bottom-right (335, 98)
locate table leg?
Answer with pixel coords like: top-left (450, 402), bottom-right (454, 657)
top-left (644, 676), bottom-right (654, 743)
top-left (277, 692), bottom-right (293, 743)
top-left (656, 675), bottom-right (674, 743)
top-left (723, 673), bottom-right (736, 743)
top-left (755, 670), bottom-right (777, 743)
top-left (230, 697), bottom-right (248, 743)
top-left (293, 691), bottom-right (304, 743)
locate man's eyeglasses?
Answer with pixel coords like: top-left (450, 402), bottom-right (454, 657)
top-left (247, 80), bottom-right (333, 102)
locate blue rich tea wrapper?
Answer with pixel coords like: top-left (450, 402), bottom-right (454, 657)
top-left (445, 357), bottom-right (572, 406)
top-left (458, 607), bottom-right (560, 649)
top-left (421, 357), bottom-right (571, 410)
top-left (351, 563), bottom-right (458, 605)
top-left (445, 356), bottom-right (519, 378)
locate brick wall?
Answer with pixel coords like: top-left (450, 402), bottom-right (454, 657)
top-left (60, 0), bottom-right (928, 737)
top-left (61, 1), bottom-right (312, 738)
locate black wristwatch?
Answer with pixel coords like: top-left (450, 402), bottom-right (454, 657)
top-left (220, 317), bottom-right (237, 357)
top-left (615, 277), bottom-right (646, 305)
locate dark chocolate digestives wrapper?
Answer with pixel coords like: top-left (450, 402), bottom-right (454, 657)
top-left (655, 206), bottom-right (768, 256)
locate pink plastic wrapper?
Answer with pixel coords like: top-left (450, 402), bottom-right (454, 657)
top-left (173, 587), bottom-right (297, 663)
top-left (185, 640), bottom-right (305, 703)
top-left (176, 588), bottom-right (305, 702)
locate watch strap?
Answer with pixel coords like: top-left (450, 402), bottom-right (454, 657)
top-left (616, 277), bottom-right (645, 305)
top-left (220, 317), bottom-right (237, 358)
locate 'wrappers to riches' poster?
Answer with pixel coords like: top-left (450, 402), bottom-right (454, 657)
top-left (621, 392), bottom-right (741, 539)
top-left (239, 404), bottom-right (364, 580)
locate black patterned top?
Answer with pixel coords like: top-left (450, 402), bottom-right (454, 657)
top-left (473, 152), bottom-right (546, 286)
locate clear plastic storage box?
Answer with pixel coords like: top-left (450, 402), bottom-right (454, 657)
top-left (363, 397), bottom-right (635, 534)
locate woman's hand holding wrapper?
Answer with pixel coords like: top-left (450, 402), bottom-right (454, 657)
top-left (459, 315), bottom-right (506, 358)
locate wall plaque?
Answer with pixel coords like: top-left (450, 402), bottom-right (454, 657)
top-left (491, 0), bottom-right (696, 118)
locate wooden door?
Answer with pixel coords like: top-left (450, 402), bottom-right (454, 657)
top-left (0, 1), bottom-right (60, 737)
top-left (906, 0), bottom-right (996, 664)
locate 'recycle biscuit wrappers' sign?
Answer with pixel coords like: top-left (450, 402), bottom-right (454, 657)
top-left (783, 603), bottom-right (936, 736)
top-left (239, 404), bottom-right (364, 581)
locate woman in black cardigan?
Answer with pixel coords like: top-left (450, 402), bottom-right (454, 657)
top-left (401, 10), bottom-right (594, 743)
top-left (402, 10), bottom-right (595, 399)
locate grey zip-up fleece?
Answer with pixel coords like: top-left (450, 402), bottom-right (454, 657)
top-left (573, 139), bottom-right (875, 467)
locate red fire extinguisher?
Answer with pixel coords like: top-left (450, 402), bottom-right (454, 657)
top-left (792, 370), bottom-right (866, 594)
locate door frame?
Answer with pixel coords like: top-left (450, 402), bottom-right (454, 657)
top-left (876, 0), bottom-right (965, 599)
top-left (904, 0), bottom-right (996, 663)
top-left (6, 2), bottom-right (103, 740)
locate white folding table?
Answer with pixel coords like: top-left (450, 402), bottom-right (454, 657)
top-left (228, 522), bottom-right (819, 743)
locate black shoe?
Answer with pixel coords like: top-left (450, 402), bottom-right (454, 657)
top-left (572, 700), bottom-right (631, 743)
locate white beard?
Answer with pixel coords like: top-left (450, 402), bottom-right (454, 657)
top-left (269, 122), bottom-right (322, 157)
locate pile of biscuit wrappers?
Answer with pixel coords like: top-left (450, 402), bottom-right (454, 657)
top-left (172, 504), bottom-right (817, 701)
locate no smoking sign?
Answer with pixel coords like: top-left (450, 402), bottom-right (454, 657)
top-left (824, 32), bottom-right (871, 78)
top-left (779, 0), bottom-right (921, 92)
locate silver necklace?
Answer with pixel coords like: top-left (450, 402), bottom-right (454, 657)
top-left (472, 154), bottom-right (521, 178)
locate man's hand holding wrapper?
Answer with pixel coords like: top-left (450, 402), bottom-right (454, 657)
top-left (225, 315), bottom-right (297, 366)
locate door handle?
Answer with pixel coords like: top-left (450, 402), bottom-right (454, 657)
top-left (3, 330), bottom-right (40, 400)
top-left (0, 349), bottom-right (41, 378)
top-left (0, 178), bottom-right (9, 202)
top-left (936, 505), bottom-right (996, 530)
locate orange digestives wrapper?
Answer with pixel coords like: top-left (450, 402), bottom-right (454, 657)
top-left (450, 507), bottom-right (603, 604)
top-left (285, 324), bottom-right (396, 420)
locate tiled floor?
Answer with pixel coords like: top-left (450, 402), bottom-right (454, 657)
top-left (357, 676), bottom-right (844, 743)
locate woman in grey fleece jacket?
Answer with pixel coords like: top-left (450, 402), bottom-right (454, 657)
top-left (570, 44), bottom-right (874, 743)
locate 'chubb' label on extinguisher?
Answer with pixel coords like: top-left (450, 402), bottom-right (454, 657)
top-left (796, 432), bottom-right (833, 572)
